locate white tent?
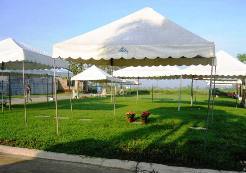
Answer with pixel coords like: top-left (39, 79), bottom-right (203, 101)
top-left (52, 7), bottom-right (216, 126)
top-left (0, 38), bottom-right (69, 129)
top-left (113, 65), bottom-right (182, 78)
top-left (71, 65), bottom-right (119, 82)
top-left (182, 50), bottom-right (246, 78)
top-left (0, 38), bottom-right (68, 69)
top-left (53, 7), bottom-right (215, 66)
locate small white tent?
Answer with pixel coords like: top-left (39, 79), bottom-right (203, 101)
top-left (71, 65), bottom-right (119, 82)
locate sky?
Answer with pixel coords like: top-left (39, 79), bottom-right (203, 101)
top-left (0, 0), bottom-right (246, 57)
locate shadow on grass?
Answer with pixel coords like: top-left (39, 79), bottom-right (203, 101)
top-left (43, 106), bottom-right (246, 171)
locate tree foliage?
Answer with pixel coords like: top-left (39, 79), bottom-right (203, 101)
top-left (69, 62), bottom-right (84, 75)
top-left (237, 54), bottom-right (246, 63)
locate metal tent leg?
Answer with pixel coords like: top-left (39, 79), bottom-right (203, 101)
top-left (8, 72), bottom-right (11, 110)
top-left (178, 75), bottom-right (182, 111)
top-left (211, 66), bottom-right (217, 122)
top-left (23, 61), bottom-right (27, 126)
top-left (190, 76), bottom-right (194, 108)
top-left (53, 60), bottom-right (59, 135)
top-left (206, 59), bottom-right (214, 129)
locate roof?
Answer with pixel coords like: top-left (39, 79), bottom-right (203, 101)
top-left (0, 38), bottom-right (68, 69)
top-left (71, 65), bottom-right (120, 82)
top-left (183, 50), bottom-right (246, 78)
top-left (53, 7), bottom-right (215, 66)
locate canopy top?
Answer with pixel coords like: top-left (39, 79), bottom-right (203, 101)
top-left (53, 7), bottom-right (215, 66)
top-left (183, 50), bottom-right (246, 78)
top-left (71, 65), bottom-right (120, 82)
top-left (0, 38), bottom-right (68, 69)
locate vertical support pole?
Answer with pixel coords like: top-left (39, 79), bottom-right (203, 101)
top-left (114, 84), bottom-right (116, 116)
top-left (8, 72), bottom-right (11, 110)
top-left (190, 76), bottom-right (194, 108)
top-left (211, 66), bottom-right (217, 122)
top-left (68, 66), bottom-right (71, 92)
top-left (178, 75), bottom-right (182, 111)
top-left (46, 74), bottom-right (49, 103)
top-left (1, 62), bottom-right (4, 113)
top-left (110, 59), bottom-right (116, 115)
top-left (53, 59), bottom-right (59, 135)
top-left (51, 74), bottom-right (54, 99)
top-left (206, 59), bottom-right (214, 129)
top-left (1, 75), bottom-right (3, 113)
top-left (235, 83), bottom-right (238, 108)
top-left (136, 77), bottom-right (139, 102)
top-left (240, 78), bottom-right (246, 108)
top-left (68, 65), bottom-right (72, 112)
top-left (23, 61), bottom-right (27, 126)
top-left (151, 84), bottom-right (154, 102)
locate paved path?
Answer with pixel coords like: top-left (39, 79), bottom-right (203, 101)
top-left (0, 153), bottom-right (132, 173)
top-left (10, 94), bottom-right (72, 105)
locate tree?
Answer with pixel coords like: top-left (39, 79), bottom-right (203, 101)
top-left (69, 62), bottom-right (84, 75)
top-left (237, 54), bottom-right (246, 63)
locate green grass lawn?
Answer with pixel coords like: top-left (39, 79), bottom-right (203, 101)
top-left (0, 90), bottom-right (245, 171)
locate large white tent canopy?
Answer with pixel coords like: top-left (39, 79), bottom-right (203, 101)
top-left (71, 65), bottom-right (120, 82)
top-left (182, 51), bottom-right (246, 78)
top-left (113, 65), bottom-right (182, 79)
top-left (0, 38), bottom-right (68, 69)
top-left (53, 7), bottom-right (215, 66)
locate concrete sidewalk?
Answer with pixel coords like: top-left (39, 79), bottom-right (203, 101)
top-left (0, 153), bottom-right (131, 173)
top-left (0, 145), bottom-right (241, 173)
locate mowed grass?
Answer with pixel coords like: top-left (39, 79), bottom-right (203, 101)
top-left (0, 90), bottom-right (245, 171)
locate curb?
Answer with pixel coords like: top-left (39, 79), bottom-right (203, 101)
top-left (0, 145), bottom-right (241, 173)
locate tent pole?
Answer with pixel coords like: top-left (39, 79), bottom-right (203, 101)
top-left (1, 80), bottom-right (3, 113)
top-left (8, 72), bottom-right (11, 110)
top-left (211, 66), bottom-right (217, 122)
top-left (136, 77), bottom-right (139, 102)
top-left (110, 60), bottom-right (116, 115)
top-left (190, 76), bottom-right (194, 108)
top-left (151, 84), bottom-right (153, 102)
top-left (46, 74), bottom-right (49, 103)
top-left (194, 78), bottom-right (197, 105)
top-left (240, 78), bottom-right (246, 108)
top-left (178, 75), bottom-right (182, 111)
top-left (114, 84), bottom-right (116, 116)
top-left (23, 61), bottom-right (27, 126)
top-left (53, 59), bottom-right (59, 135)
top-left (1, 62), bottom-right (3, 113)
top-left (206, 59), bottom-right (214, 130)
top-left (235, 83), bottom-right (238, 108)
top-left (68, 65), bottom-right (72, 112)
